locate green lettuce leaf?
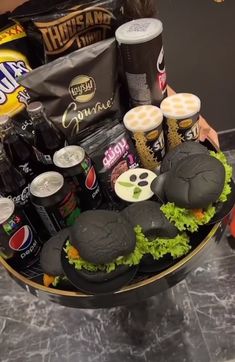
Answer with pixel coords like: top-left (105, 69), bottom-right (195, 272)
top-left (134, 225), bottom-right (191, 260)
top-left (210, 151), bottom-right (233, 202)
top-left (160, 203), bottom-right (216, 233)
top-left (52, 276), bottom-right (68, 287)
top-left (65, 235), bottom-right (147, 273)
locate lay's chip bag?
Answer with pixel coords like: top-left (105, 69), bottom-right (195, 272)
top-left (0, 22), bottom-right (31, 118)
top-left (0, 22), bottom-right (36, 144)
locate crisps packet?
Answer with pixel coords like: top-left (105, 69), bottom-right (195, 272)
top-left (11, 0), bottom-right (125, 63)
top-left (19, 38), bottom-right (120, 143)
top-left (0, 22), bottom-right (31, 117)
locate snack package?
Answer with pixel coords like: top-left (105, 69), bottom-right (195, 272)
top-left (0, 21), bottom-right (36, 144)
top-left (11, 0), bottom-right (125, 63)
top-left (0, 22), bottom-right (31, 118)
top-left (79, 120), bottom-right (140, 208)
top-left (19, 38), bottom-right (120, 143)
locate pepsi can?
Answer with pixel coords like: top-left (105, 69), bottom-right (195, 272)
top-left (0, 198), bottom-right (41, 270)
top-left (30, 171), bottom-right (81, 236)
top-left (53, 146), bottom-right (102, 210)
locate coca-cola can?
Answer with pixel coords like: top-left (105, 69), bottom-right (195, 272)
top-left (30, 171), bottom-right (81, 236)
top-left (0, 198), bottom-right (41, 270)
top-left (53, 146), bottom-right (103, 210)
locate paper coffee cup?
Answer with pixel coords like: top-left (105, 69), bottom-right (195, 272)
top-left (116, 18), bottom-right (167, 107)
top-left (160, 93), bottom-right (201, 150)
top-left (123, 105), bottom-right (165, 170)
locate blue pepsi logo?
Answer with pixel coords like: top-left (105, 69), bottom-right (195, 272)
top-left (9, 225), bottom-right (33, 251)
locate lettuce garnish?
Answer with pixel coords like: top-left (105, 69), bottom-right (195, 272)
top-left (161, 151), bottom-right (232, 232)
top-left (65, 226), bottom-right (191, 273)
top-left (161, 203), bottom-right (216, 233)
top-left (210, 151), bottom-right (233, 202)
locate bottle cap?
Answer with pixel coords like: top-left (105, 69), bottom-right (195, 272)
top-left (0, 115), bottom-right (12, 136)
top-left (27, 102), bottom-right (44, 117)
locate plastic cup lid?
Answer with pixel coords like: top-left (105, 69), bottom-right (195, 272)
top-left (0, 198), bottom-right (14, 224)
top-left (123, 105), bottom-right (163, 133)
top-left (115, 18), bottom-right (163, 45)
top-left (53, 146), bottom-right (85, 169)
top-left (30, 172), bottom-right (64, 198)
top-left (160, 93), bottom-right (201, 119)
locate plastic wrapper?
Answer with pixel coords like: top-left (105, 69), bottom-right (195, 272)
top-left (19, 38), bottom-right (120, 143)
top-left (79, 120), bottom-right (140, 209)
top-left (11, 0), bottom-right (125, 63)
top-left (0, 21), bottom-right (37, 143)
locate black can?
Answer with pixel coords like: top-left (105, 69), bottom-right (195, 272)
top-left (30, 171), bottom-right (81, 236)
top-left (115, 18), bottom-right (167, 107)
top-left (53, 146), bottom-right (103, 210)
top-left (0, 198), bottom-right (41, 270)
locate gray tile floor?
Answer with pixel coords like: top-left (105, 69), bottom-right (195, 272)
top-left (0, 151), bottom-right (235, 362)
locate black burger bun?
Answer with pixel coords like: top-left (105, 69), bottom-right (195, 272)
top-left (160, 141), bottom-right (209, 174)
top-left (40, 228), bottom-right (71, 276)
top-left (165, 154), bottom-right (225, 209)
top-left (122, 201), bottom-right (178, 239)
top-left (74, 265), bottom-right (130, 283)
top-left (70, 210), bottom-right (136, 264)
top-left (140, 253), bottom-right (175, 274)
top-left (61, 246), bottom-right (138, 294)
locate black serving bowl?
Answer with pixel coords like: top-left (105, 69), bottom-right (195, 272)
top-left (0, 220), bottom-right (227, 308)
top-left (0, 140), bottom-right (231, 308)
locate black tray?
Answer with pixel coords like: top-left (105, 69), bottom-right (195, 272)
top-left (0, 220), bottom-right (227, 308)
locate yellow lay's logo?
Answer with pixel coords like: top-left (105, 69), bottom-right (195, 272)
top-left (0, 50), bottom-right (31, 117)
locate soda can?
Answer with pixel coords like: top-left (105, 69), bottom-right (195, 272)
top-left (160, 93), bottom-right (201, 150)
top-left (0, 198), bottom-right (41, 270)
top-left (30, 171), bottom-right (81, 236)
top-left (53, 146), bottom-right (102, 210)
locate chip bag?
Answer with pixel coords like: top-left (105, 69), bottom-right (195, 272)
top-left (19, 38), bottom-right (120, 143)
top-left (12, 0), bottom-right (125, 63)
top-left (0, 22), bottom-right (31, 117)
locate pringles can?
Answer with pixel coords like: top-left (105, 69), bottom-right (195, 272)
top-left (123, 105), bottom-right (165, 171)
top-left (53, 146), bottom-right (103, 210)
top-left (30, 172), bottom-right (81, 236)
top-left (160, 93), bottom-right (201, 150)
top-left (115, 18), bottom-right (167, 107)
top-left (0, 198), bottom-right (41, 270)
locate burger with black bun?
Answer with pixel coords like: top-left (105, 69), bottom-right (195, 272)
top-left (160, 141), bottom-right (209, 173)
top-left (63, 210), bottom-right (140, 294)
top-left (153, 152), bottom-right (233, 233)
top-left (122, 201), bottom-right (191, 272)
top-left (40, 229), bottom-right (73, 289)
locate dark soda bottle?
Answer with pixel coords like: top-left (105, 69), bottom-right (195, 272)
top-left (27, 102), bottom-right (66, 165)
top-left (0, 145), bottom-right (48, 241)
top-left (0, 115), bottom-right (44, 182)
